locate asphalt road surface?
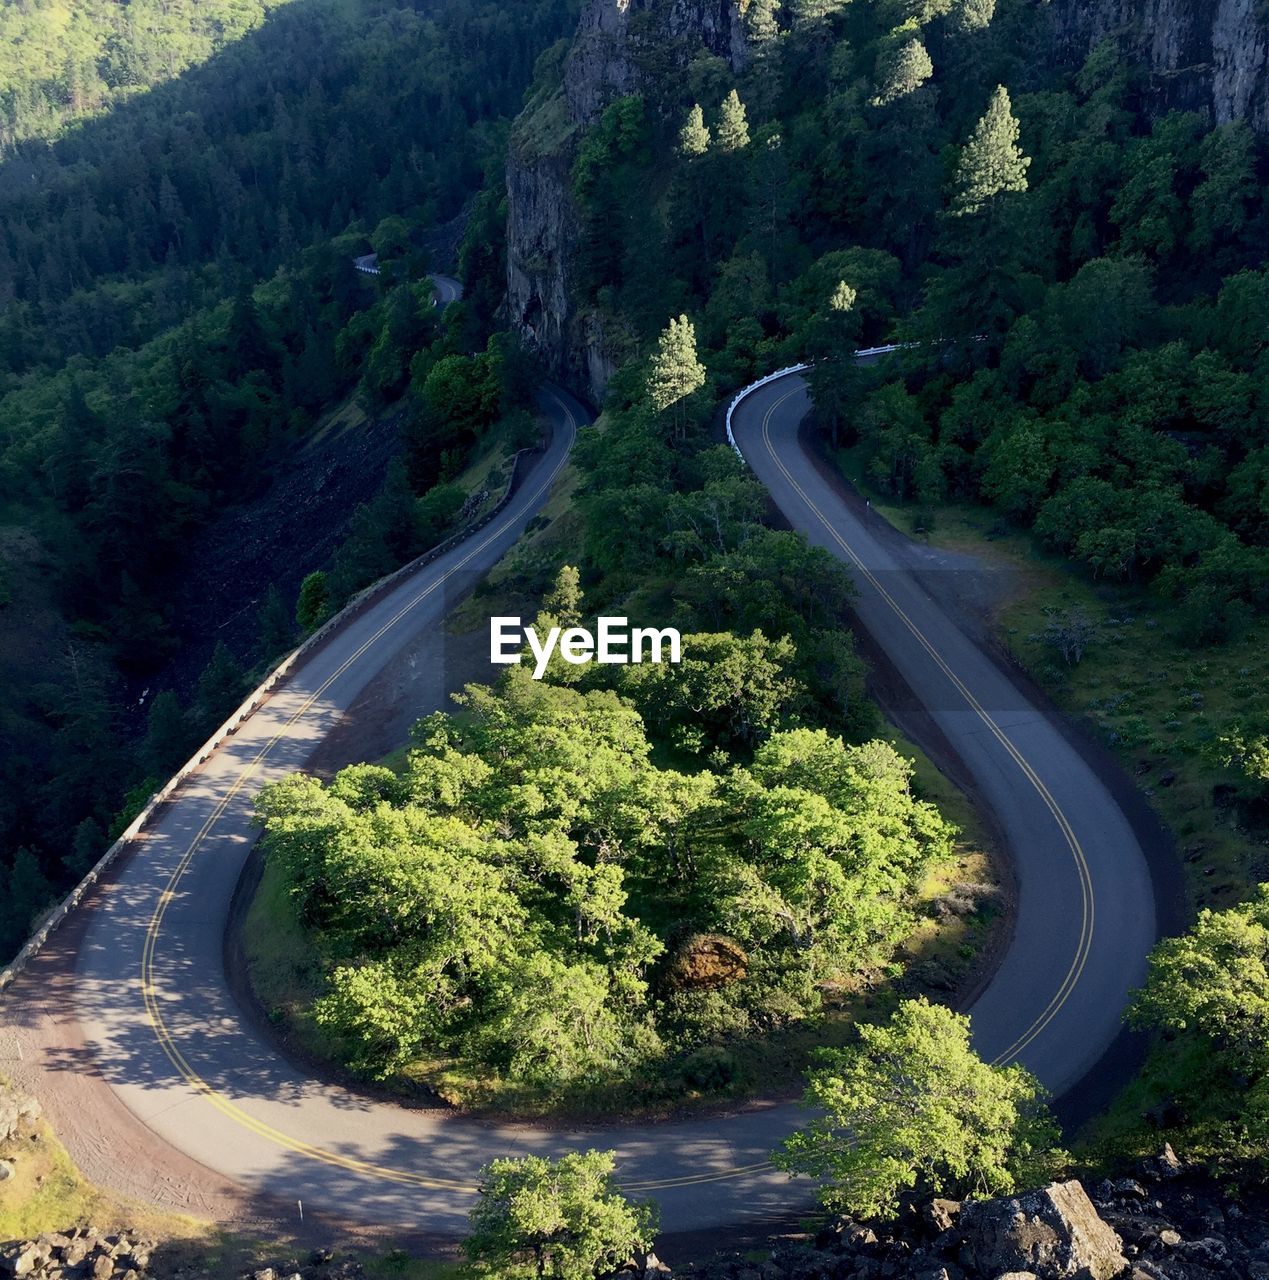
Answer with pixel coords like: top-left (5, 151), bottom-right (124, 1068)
top-left (1, 361), bottom-right (1159, 1238)
top-left (730, 371), bottom-right (1157, 1092)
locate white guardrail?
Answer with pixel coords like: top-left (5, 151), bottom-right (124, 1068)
top-left (723, 345), bottom-right (907, 465)
top-left (0, 447), bottom-right (535, 995)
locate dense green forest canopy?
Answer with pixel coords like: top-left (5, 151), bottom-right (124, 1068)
top-left (0, 0), bottom-right (580, 962)
top-left (526, 0), bottom-right (1267, 643)
top-left (0, 0), bottom-right (298, 152)
top-left (258, 661), bottom-right (953, 1094)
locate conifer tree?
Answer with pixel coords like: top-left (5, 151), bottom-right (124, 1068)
top-left (789, 0), bottom-right (847, 31)
top-left (141, 691), bottom-right (189, 778)
top-left (296, 570), bottom-right (332, 632)
top-left (257, 583), bottom-right (296, 658)
top-left (745, 0), bottom-right (781, 47)
top-left (871, 36), bottom-right (934, 106)
top-left (951, 85), bottom-right (1030, 216)
top-left (677, 103), bottom-right (711, 158)
top-left (647, 315), bottom-right (706, 429)
top-left (543, 565), bottom-right (583, 628)
top-left (953, 0), bottom-right (996, 32)
top-left (715, 90), bottom-right (751, 153)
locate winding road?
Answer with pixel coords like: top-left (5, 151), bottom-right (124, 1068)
top-left (0, 340), bottom-right (1162, 1238)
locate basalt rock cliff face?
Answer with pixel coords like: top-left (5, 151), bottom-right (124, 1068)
top-left (505, 0), bottom-right (745, 404)
top-left (1052, 0), bottom-right (1269, 134)
top-left (507, 0), bottom-right (1268, 403)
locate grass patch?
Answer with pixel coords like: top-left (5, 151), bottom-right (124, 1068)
top-left (0, 1106), bottom-right (200, 1243)
top-left (364, 1253), bottom-right (465, 1280)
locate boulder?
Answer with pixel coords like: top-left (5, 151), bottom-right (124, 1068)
top-left (0, 1160), bottom-right (13, 1182)
top-left (642, 1253), bottom-right (672, 1280)
top-left (63, 1240), bottom-right (92, 1268)
top-left (924, 1199), bottom-right (963, 1234)
top-left (2, 1242), bottom-right (49, 1279)
top-left (0, 1084), bottom-right (41, 1144)
top-left (959, 1180), bottom-right (1128, 1280)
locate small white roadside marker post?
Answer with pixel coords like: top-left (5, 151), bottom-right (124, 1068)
top-left (298, 1200), bottom-right (303, 1223)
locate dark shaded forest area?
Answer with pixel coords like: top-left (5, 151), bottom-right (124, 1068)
top-left (0, 0), bottom-right (579, 959)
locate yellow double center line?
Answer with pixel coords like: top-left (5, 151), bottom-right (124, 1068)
top-left (136, 374), bottom-right (1091, 1206)
top-left (756, 382), bottom-right (1095, 1068)
top-left (141, 399), bottom-right (586, 1194)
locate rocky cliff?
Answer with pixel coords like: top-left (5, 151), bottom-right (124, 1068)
top-left (505, 0), bottom-right (746, 403)
top-left (1052, 0), bottom-right (1269, 133)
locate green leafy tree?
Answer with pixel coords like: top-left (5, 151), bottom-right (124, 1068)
top-left (1131, 885), bottom-right (1269, 1074)
top-left (715, 90), bottom-right (751, 153)
top-left (774, 998), bottom-right (1063, 1218)
top-left (678, 103), bottom-right (711, 158)
top-left (296, 570), bottom-right (332, 632)
top-left (951, 85), bottom-right (1031, 216)
top-left (465, 1151), bottom-right (657, 1280)
top-left (620, 630), bottom-right (800, 755)
top-left (416, 483), bottom-right (468, 546)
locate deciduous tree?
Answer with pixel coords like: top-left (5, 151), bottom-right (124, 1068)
top-left (466, 1151), bottom-right (657, 1280)
top-left (774, 998), bottom-right (1063, 1217)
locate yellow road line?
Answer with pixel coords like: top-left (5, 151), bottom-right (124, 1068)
top-left (141, 399), bottom-right (593, 1194)
top-left (136, 371), bottom-right (1093, 1204)
top-left (755, 381), bottom-right (1094, 1066)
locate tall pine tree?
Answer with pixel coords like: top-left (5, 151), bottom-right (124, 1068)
top-left (716, 90), bottom-right (751, 153)
top-left (951, 85), bottom-right (1030, 216)
top-left (647, 315), bottom-right (707, 437)
top-left (678, 104), bottom-right (711, 158)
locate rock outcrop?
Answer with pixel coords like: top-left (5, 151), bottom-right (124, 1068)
top-left (505, 0), bottom-right (746, 403)
top-left (0, 1236), bottom-right (365, 1280)
top-left (958, 1180), bottom-right (1128, 1280)
top-left (0, 1230), bottom-right (156, 1280)
top-left (679, 1155), bottom-right (1269, 1280)
top-left (0, 1082), bottom-right (40, 1145)
top-left (1052, 0), bottom-right (1269, 134)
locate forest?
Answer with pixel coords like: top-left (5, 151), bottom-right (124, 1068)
top-left (0, 0), bottom-right (1267, 1247)
top-left (0, 0), bottom-right (580, 960)
top-left (514, 0), bottom-right (1267, 648)
top-left (490, 0), bottom-right (1269, 1174)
